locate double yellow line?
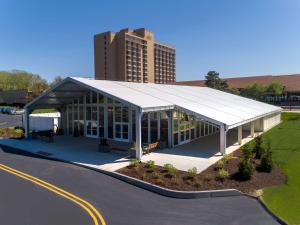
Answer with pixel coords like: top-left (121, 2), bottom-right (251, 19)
top-left (0, 163), bottom-right (106, 225)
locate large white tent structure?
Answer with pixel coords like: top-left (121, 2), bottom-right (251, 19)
top-left (24, 77), bottom-right (282, 159)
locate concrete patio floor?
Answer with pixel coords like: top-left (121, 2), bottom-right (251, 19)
top-left (0, 136), bottom-right (131, 172)
top-left (0, 128), bottom-right (260, 173)
top-left (142, 129), bottom-right (260, 172)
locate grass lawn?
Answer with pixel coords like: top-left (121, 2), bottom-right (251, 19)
top-left (261, 112), bottom-right (300, 224)
top-left (31, 108), bottom-right (57, 114)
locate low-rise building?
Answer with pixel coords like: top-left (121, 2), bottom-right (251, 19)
top-left (23, 77), bottom-right (281, 160)
top-left (175, 74), bottom-right (300, 107)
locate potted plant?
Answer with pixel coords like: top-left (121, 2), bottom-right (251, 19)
top-left (98, 137), bottom-right (110, 152)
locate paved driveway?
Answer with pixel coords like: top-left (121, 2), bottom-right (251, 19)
top-left (0, 114), bottom-right (22, 128)
top-left (0, 145), bottom-right (280, 225)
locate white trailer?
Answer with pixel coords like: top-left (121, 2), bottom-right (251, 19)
top-left (23, 112), bottom-right (61, 132)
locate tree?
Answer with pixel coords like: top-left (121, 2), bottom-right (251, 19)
top-left (204, 71), bottom-right (228, 91)
top-left (240, 83), bottom-right (266, 100)
top-left (228, 87), bottom-right (240, 95)
top-left (0, 70), bottom-right (48, 96)
top-left (260, 140), bottom-right (273, 172)
top-left (253, 136), bottom-right (265, 159)
top-left (265, 81), bottom-right (284, 96)
top-left (50, 76), bottom-right (64, 88)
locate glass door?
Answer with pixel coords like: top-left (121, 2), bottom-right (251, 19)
top-left (114, 106), bottom-right (129, 142)
top-left (85, 105), bottom-right (98, 138)
top-left (86, 121), bottom-right (98, 137)
top-left (179, 114), bottom-right (191, 144)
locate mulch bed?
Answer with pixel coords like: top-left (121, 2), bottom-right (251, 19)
top-left (117, 150), bottom-right (287, 195)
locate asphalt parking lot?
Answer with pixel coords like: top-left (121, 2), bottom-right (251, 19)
top-left (0, 114), bottom-right (22, 128)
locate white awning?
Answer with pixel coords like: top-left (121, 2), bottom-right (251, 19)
top-left (26, 77), bottom-right (282, 129)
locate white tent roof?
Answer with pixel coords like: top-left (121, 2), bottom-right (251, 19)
top-left (27, 77), bottom-right (282, 129)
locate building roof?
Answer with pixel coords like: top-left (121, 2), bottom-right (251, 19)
top-left (26, 77), bottom-right (281, 129)
top-left (175, 74), bottom-right (300, 92)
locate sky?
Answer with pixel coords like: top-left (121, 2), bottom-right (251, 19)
top-left (0, 0), bottom-right (300, 82)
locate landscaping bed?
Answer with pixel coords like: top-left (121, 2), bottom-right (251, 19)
top-left (0, 127), bottom-right (24, 138)
top-left (118, 149), bottom-right (286, 195)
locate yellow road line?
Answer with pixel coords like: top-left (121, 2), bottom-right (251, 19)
top-left (0, 164), bottom-right (106, 225)
top-left (0, 163), bottom-right (106, 225)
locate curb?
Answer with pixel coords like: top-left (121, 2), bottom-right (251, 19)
top-left (257, 197), bottom-right (288, 225)
top-left (0, 143), bottom-right (243, 199)
top-left (244, 194), bottom-right (288, 225)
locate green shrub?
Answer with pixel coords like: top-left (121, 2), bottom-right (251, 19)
top-left (172, 173), bottom-right (180, 185)
top-left (238, 159), bottom-right (255, 180)
top-left (253, 136), bottom-right (265, 159)
top-left (216, 169), bottom-right (230, 181)
top-left (146, 160), bottom-right (156, 171)
top-left (223, 153), bottom-right (233, 163)
top-left (260, 141), bottom-right (273, 172)
top-left (14, 129), bottom-right (24, 136)
top-left (215, 160), bottom-right (224, 170)
top-left (153, 171), bottom-right (161, 179)
top-left (187, 167), bottom-right (198, 179)
top-left (164, 163), bottom-right (177, 176)
top-left (130, 158), bottom-right (139, 167)
top-left (141, 172), bottom-right (147, 180)
top-left (242, 145), bottom-right (254, 160)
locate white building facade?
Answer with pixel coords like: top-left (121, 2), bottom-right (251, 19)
top-left (24, 77), bottom-right (282, 159)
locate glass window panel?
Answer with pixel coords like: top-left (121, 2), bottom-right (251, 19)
top-left (74, 104), bottom-right (78, 120)
top-left (87, 122), bottom-right (91, 135)
top-left (86, 106), bottom-right (91, 120)
top-left (108, 106), bottom-right (113, 138)
top-left (98, 94), bottom-right (104, 104)
top-left (173, 133), bottom-right (178, 145)
top-left (107, 98), bottom-right (113, 104)
top-left (196, 122), bottom-right (200, 138)
top-left (99, 106), bottom-right (104, 126)
top-left (92, 122), bottom-right (97, 136)
top-left (132, 110), bottom-right (136, 141)
top-left (122, 124), bottom-right (128, 139)
top-left (92, 106), bottom-right (97, 121)
top-left (86, 92), bottom-right (91, 104)
top-left (205, 123), bottom-right (210, 135)
top-left (78, 96), bottom-right (83, 104)
top-left (180, 131), bottom-right (184, 142)
top-left (173, 119), bottom-right (178, 133)
top-left (115, 106), bottom-right (121, 122)
top-left (122, 107), bottom-right (129, 122)
top-left (79, 105), bottom-right (83, 120)
top-left (185, 130), bottom-right (190, 139)
top-left (201, 121), bottom-right (205, 136)
top-left (92, 92), bottom-right (97, 104)
top-left (191, 128), bottom-right (195, 139)
top-left (79, 122), bottom-right (84, 136)
top-left (115, 124), bottom-right (121, 138)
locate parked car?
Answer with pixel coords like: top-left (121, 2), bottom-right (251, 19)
top-left (1, 107), bottom-right (11, 114)
top-left (11, 108), bottom-right (25, 115)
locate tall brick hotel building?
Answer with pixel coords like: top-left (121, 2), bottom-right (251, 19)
top-left (94, 28), bottom-right (176, 84)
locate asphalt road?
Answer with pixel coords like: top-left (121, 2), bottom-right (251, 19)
top-left (0, 114), bottom-right (22, 128)
top-left (0, 146), bottom-right (280, 225)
